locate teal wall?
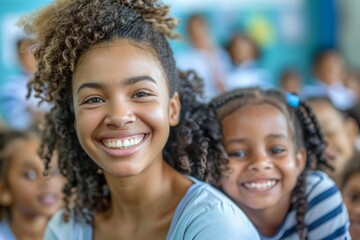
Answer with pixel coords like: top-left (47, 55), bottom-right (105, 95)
top-left (0, 0), bottom-right (337, 86)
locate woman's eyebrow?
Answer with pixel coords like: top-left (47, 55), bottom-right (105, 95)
top-left (76, 76), bottom-right (157, 94)
top-left (123, 75), bottom-right (157, 87)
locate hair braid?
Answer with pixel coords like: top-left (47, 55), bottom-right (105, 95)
top-left (295, 101), bottom-right (332, 170)
top-left (293, 172), bottom-right (307, 240)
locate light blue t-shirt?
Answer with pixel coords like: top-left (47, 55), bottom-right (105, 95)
top-left (45, 176), bottom-right (260, 239)
top-left (0, 220), bottom-right (16, 240)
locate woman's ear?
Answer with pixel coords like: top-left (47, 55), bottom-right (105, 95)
top-left (295, 147), bottom-right (307, 175)
top-left (0, 182), bottom-right (12, 206)
top-left (169, 92), bottom-right (181, 127)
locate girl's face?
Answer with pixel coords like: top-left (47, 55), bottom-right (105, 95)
top-left (72, 39), bottom-right (180, 178)
top-left (2, 138), bottom-right (64, 218)
top-left (342, 173), bottom-right (360, 240)
top-left (220, 103), bottom-right (305, 213)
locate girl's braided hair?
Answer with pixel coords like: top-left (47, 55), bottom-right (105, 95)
top-left (20, 0), bottom-right (205, 223)
top-left (175, 87), bottom-right (332, 239)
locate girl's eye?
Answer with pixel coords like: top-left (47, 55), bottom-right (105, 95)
top-left (83, 97), bottom-right (104, 104)
top-left (133, 91), bottom-right (150, 98)
top-left (228, 150), bottom-right (247, 158)
top-left (270, 147), bottom-right (286, 154)
top-left (24, 170), bottom-right (37, 180)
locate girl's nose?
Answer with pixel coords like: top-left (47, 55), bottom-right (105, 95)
top-left (248, 152), bottom-right (273, 171)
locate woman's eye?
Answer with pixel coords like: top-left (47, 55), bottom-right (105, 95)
top-left (228, 150), bottom-right (247, 158)
top-left (83, 97), bottom-right (104, 104)
top-left (24, 170), bottom-right (37, 180)
top-left (133, 91), bottom-right (150, 98)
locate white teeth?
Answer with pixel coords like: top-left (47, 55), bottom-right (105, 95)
top-left (103, 136), bottom-right (143, 149)
top-left (244, 180), bottom-right (276, 191)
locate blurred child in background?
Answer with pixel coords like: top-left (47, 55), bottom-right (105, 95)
top-left (225, 33), bottom-right (273, 90)
top-left (176, 14), bottom-right (231, 101)
top-left (0, 37), bottom-right (51, 131)
top-left (308, 97), bottom-right (359, 184)
top-left (0, 130), bottom-right (64, 240)
top-left (279, 68), bottom-right (303, 95)
top-left (304, 49), bottom-right (356, 110)
top-left (340, 151), bottom-right (360, 240)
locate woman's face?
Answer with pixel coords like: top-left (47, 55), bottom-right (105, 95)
top-left (342, 173), bottom-right (360, 240)
top-left (72, 39), bottom-right (180, 178)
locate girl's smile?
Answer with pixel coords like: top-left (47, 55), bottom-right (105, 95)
top-left (241, 179), bottom-right (278, 193)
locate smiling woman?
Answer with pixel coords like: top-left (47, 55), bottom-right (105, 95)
top-left (19, 0), bottom-right (260, 239)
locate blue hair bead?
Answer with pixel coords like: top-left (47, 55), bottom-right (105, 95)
top-left (285, 92), bottom-right (300, 108)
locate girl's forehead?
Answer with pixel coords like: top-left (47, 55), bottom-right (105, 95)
top-left (217, 99), bottom-right (286, 120)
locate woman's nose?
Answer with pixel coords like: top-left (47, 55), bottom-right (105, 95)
top-left (104, 100), bottom-right (136, 127)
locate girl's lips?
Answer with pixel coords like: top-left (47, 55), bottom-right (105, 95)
top-left (241, 179), bottom-right (278, 192)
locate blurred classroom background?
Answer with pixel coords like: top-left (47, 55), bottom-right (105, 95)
top-left (0, 0), bottom-right (360, 127)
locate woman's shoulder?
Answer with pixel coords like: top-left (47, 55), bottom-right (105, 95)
top-left (0, 220), bottom-right (15, 240)
top-left (167, 176), bottom-right (260, 240)
top-left (45, 209), bottom-right (92, 240)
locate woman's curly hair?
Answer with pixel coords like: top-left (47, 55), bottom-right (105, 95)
top-left (20, 0), bottom-right (205, 223)
top-left (175, 87), bottom-right (333, 240)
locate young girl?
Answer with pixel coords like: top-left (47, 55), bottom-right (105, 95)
top-left (0, 130), bottom-right (64, 240)
top-left (341, 151), bottom-right (360, 240)
top-left (175, 87), bottom-right (350, 239)
top-left (20, 0), bottom-right (259, 239)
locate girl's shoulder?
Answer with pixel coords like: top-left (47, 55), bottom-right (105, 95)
top-left (303, 170), bottom-right (350, 239)
top-left (166, 176), bottom-right (260, 240)
top-left (305, 170), bottom-right (339, 199)
top-left (45, 209), bottom-right (93, 240)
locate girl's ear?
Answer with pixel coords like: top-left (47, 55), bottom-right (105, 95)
top-left (169, 92), bottom-right (181, 127)
top-left (295, 147), bottom-right (307, 175)
top-left (0, 182), bottom-right (12, 206)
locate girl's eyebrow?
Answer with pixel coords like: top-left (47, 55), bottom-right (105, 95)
top-left (266, 134), bottom-right (287, 140)
top-left (76, 76), bottom-right (157, 94)
top-left (225, 134), bottom-right (287, 145)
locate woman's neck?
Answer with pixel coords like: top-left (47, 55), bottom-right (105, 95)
top-left (93, 161), bottom-right (192, 239)
top-left (9, 208), bottom-right (48, 240)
